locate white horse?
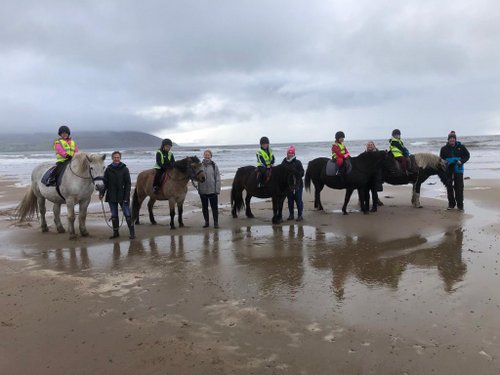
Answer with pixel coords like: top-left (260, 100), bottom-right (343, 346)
top-left (16, 152), bottom-right (106, 239)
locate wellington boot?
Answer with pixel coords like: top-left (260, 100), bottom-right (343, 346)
top-left (109, 217), bottom-right (120, 239)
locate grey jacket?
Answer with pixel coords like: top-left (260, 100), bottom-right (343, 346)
top-left (198, 159), bottom-right (221, 195)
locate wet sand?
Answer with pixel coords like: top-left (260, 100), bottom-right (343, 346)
top-left (1, 177), bottom-right (500, 374)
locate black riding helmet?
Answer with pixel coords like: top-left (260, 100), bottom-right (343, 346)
top-left (260, 136), bottom-right (270, 145)
top-left (335, 131), bottom-right (345, 140)
top-left (392, 129), bottom-right (401, 137)
top-left (161, 138), bottom-right (173, 148)
top-left (58, 125), bottom-right (71, 136)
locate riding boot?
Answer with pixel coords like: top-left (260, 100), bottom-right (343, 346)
top-left (125, 216), bottom-right (135, 239)
top-left (109, 217), bottom-right (119, 239)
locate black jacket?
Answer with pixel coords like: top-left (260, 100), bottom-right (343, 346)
top-left (281, 157), bottom-right (304, 189)
top-left (103, 162), bottom-right (131, 203)
top-left (439, 141), bottom-right (470, 164)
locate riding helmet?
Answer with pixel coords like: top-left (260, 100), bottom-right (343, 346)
top-left (392, 129), bottom-right (401, 137)
top-left (335, 131), bottom-right (345, 140)
top-left (260, 136), bottom-right (270, 145)
top-left (58, 125), bottom-right (71, 136)
top-left (161, 138), bottom-right (173, 147)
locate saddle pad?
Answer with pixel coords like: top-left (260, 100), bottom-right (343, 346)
top-left (326, 160), bottom-right (338, 176)
top-left (41, 166), bottom-right (56, 186)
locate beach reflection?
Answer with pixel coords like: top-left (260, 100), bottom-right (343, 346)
top-left (21, 224), bottom-right (466, 301)
top-left (309, 226), bottom-right (466, 299)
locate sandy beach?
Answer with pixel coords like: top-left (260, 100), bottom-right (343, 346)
top-left (1, 176), bottom-right (499, 374)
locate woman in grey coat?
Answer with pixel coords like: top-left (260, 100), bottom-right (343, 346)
top-left (198, 149), bottom-right (221, 228)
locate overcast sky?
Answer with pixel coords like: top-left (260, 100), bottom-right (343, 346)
top-left (1, 0), bottom-right (499, 145)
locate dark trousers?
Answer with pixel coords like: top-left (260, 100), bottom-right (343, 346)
top-left (108, 201), bottom-right (131, 218)
top-left (395, 156), bottom-right (408, 172)
top-left (200, 194), bottom-right (218, 224)
top-left (287, 187), bottom-right (303, 217)
top-left (447, 172), bottom-right (464, 208)
top-left (153, 169), bottom-right (163, 188)
top-left (48, 161), bottom-right (67, 184)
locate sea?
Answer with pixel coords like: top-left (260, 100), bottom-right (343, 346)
top-left (0, 135), bottom-right (498, 188)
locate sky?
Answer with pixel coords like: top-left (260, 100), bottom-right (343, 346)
top-left (1, 0), bottom-right (499, 145)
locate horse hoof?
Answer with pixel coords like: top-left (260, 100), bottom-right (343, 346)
top-left (81, 231), bottom-right (89, 237)
top-left (151, 221), bottom-right (157, 225)
top-left (170, 226), bottom-right (176, 230)
top-left (363, 211), bottom-right (369, 215)
top-left (342, 212), bottom-right (348, 215)
top-left (57, 227), bottom-right (66, 233)
top-left (246, 214), bottom-right (255, 219)
top-left (370, 208), bottom-right (377, 213)
top-left (179, 223), bottom-right (185, 228)
top-left (41, 226), bottom-right (49, 233)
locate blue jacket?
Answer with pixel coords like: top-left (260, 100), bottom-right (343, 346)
top-left (439, 141), bottom-right (470, 174)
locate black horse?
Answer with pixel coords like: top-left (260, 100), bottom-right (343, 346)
top-left (231, 163), bottom-right (302, 224)
top-left (305, 151), bottom-right (387, 215)
top-left (381, 153), bottom-right (448, 208)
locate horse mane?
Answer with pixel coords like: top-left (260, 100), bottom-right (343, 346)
top-left (173, 156), bottom-right (200, 173)
top-left (414, 153), bottom-right (444, 170)
top-left (71, 152), bottom-right (91, 175)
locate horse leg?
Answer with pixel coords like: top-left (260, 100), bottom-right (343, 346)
top-left (147, 198), bottom-right (157, 225)
top-left (245, 193), bottom-right (254, 218)
top-left (272, 196), bottom-right (285, 224)
top-left (78, 198), bottom-right (91, 237)
top-left (314, 182), bottom-right (325, 211)
top-left (169, 198), bottom-right (176, 229)
top-left (66, 198), bottom-right (77, 240)
top-left (177, 200), bottom-right (184, 228)
top-left (53, 202), bottom-right (66, 233)
top-left (412, 182), bottom-right (423, 208)
top-left (38, 196), bottom-right (49, 232)
top-left (359, 188), bottom-right (369, 215)
top-left (342, 188), bottom-right (354, 215)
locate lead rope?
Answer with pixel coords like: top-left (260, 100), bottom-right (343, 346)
top-left (100, 199), bottom-right (125, 228)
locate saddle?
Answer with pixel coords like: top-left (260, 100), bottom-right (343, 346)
top-left (42, 163), bottom-right (69, 188)
top-left (390, 155), bottom-right (418, 176)
top-left (255, 167), bottom-right (272, 186)
top-left (325, 158), bottom-right (353, 177)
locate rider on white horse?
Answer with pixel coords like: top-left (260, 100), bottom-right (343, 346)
top-left (47, 125), bottom-right (79, 186)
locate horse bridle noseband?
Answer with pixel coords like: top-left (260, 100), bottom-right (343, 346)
top-left (69, 159), bottom-right (104, 185)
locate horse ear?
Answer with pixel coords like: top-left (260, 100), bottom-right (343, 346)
top-left (86, 155), bottom-right (91, 162)
top-left (101, 154), bottom-right (106, 161)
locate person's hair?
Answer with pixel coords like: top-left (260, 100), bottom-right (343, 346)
top-left (204, 149), bottom-right (213, 157)
top-left (111, 151), bottom-right (122, 158)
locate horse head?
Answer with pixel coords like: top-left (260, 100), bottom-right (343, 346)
top-left (187, 156), bottom-right (206, 183)
top-left (283, 162), bottom-right (302, 191)
top-left (83, 153), bottom-right (107, 193)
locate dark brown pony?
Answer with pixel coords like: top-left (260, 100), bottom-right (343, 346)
top-left (231, 163), bottom-right (302, 224)
top-left (132, 156), bottom-right (206, 229)
top-left (304, 151), bottom-right (387, 214)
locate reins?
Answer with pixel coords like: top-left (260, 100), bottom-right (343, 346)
top-left (99, 199), bottom-right (125, 228)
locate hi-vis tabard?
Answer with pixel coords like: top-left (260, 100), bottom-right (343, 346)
top-left (256, 148), bottom-right (273, 167)
top-left (389, 137), bottom-right (405, 158)
top-left (332, 142), bottom-right (346, 159)
top-left (154, 150), bottom-right (173, 169)
top-left (54, 139), bottom-right (76, 163)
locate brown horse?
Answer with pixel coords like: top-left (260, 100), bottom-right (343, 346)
top-left (132, 156), bottom-right (206, 229)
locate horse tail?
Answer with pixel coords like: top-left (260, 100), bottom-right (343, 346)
top-left (16, 187), bottom-right (38, 222)
top-left (305, 168), bottom-right (312, 192)
top-left (231, 171), bottom-right (244, 213)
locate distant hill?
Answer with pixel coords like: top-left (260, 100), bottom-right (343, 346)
top-left (0, 131), bottom-right (167, 152)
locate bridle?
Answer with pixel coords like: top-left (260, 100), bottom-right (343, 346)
top-left (68, 157), bottom-right (105, 188)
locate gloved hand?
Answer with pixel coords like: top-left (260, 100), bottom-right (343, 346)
top-left (66, 155), bottom-right (72, 161)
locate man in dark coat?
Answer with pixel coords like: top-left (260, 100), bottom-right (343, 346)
top-left (100, 151), bottom-right (135, 239)
top-left (439, 131), bottom-right (470, 211)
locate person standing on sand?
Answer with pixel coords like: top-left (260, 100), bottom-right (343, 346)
top-left (331, 131), bottom-right (350, 176)
top-left (256, 136), bottom-right (275, 187)
top-left (100, 151), bottom-right (135, 239)
top-left (47, 125), bottom-right (79, 186)
top-left (153, 138), bottom-right (175, 194)
top-left (440, 131), bottom-right (470, 211)
top-left (197, 149), bottom-right (221, 228)
top-left (281, 145), bottom-right (304, 221)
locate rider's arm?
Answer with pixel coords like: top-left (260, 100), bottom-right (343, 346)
top-left (54, 142), bottom-right (68, 158)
